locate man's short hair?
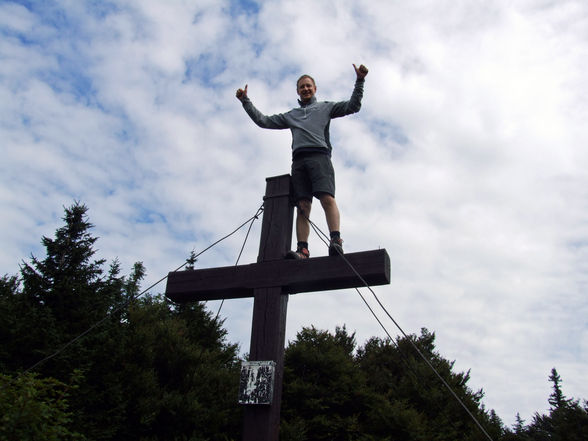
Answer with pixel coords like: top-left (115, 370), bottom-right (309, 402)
top-left (297, 74), bottom-right (316, 88)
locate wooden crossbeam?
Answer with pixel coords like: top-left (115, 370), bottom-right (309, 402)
top-left (164, 175), bottom-right (390, 441)
top-left (165, 249), bottom-right (390, 303)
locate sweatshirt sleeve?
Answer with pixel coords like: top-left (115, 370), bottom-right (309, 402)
top-left (329, 78), bottom-right (365, 118)
top-left (241, 97), bottom-right (289, 129)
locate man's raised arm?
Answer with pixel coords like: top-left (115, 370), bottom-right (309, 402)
top-left (330, 64), bottom-right (369, 117)
top-left (235, 83), bottom-right (289, 130)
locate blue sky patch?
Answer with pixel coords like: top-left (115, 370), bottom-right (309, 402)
top-left (228, 0), bottom-right (260, 18)
top-left (369, 119), bottom-right (409, 146)
top-left (84, 0), bottom-right (120, 19)
top-left (184, 53), bottom-right (228, 87)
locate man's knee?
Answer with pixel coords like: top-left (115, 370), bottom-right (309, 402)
top-left (297, 199), bottom-right (312, 217)
top-left (318, 193), bottom-right (336, 209)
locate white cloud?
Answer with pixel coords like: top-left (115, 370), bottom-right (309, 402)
top-left (1, 0), bottom-right (587, 427)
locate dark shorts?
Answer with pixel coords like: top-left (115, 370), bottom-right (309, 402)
top-left (291, 152), bottom-right (336, 202)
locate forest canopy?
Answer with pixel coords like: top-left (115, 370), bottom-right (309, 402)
top-left (1, 203), bottom-right (586, 440)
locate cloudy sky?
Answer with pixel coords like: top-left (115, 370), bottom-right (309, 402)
top-left (2, 0), bottom-right (587, 427)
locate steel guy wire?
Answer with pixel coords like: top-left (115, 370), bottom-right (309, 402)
top-left (18, 203), bottom-right (265, 378)
top-left (300, 205), bottom-right (495, 441)
top-left (213, 203), bottom-right (264, 322)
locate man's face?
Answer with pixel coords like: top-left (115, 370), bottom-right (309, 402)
top-left (297, 77), bottom-right (317, 102)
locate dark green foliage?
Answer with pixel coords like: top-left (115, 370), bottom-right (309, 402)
top-left (2, 202), bottom-right (588, 440)
top-left (282, 327), bottom-right (504, 441)
top-left (522, 368), bottom-right (588, 441)
top-left (0, 372), bottom-right (85, 441)
top-left (0, 203), bottom-right (242, 441)
top-left (281, 326), bottom-right (369, 441)
top-left (547, 368), bottom-right (570, 410)
top-left (357, 329), bottom-right (503, 441)
top-left (116, 296), bottom-right (242, 441)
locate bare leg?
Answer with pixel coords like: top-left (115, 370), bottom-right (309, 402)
top-left (296, 199), bottom-right (312, 243)
top-left (319, 194), bottom-right (340, 233)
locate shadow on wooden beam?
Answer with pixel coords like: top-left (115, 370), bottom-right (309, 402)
top-left (165, 249), bottom-right (390, 304)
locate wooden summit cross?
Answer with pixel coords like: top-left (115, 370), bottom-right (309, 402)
top-left (165, 174), bottom-right (390, 441)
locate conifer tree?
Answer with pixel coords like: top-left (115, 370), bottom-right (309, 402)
top-left (0, 203), bottom-right (243, 440)
top-left (513, 413), bottom-right (525, 433)
top-left (547, 368), bottom-right (569, 410)
top-left (357, 328), bottom-right (506, 440)
top-left (526, 368), bottom-right (588, 441)
top-left (0, 372), bottom-right (85, 441)
top-left (281, 325), bottom-right (370, 441)
top-left (116, 296), bottom-right (242, 440)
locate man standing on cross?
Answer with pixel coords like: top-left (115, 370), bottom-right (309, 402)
top-left (236, 63), bottom-right (369, 259)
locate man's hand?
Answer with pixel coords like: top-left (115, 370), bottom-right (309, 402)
top-left (353, 64), bottom-right (369, 80)
top-left (236, 84), bottom-right (248, 102)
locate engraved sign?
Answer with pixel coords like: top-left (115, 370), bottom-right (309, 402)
top-left (238, 361), bottom-right (276, 405)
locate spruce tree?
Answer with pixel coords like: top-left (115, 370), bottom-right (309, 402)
top-left (281, 325), bottom-right (370, 441)
top-left (116, 296), bottom-right (242, 441)
top-left (356, 328), bottom-right (503, 440)
top-left (0, 372), bottom-right (85, 441)
top-left (547, 368), bottom-right (569, 410)
top-left (1, 202), bottom-right (244, 440)
top-left (527, 368), bottom-right (588, 441)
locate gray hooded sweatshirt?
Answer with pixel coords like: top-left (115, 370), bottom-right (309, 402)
top-left (240, 79), bottom-right (365, 158)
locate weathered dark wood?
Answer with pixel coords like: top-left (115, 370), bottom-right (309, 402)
top-left (165, 249), bottom-right (390, 303)
top-left (244, 175), bottom-right (292, 441)
top-left (163, 174), bottom-right (391, 441)
top-left (257, 174), bottom-right (293, 262)
top-left (242, 287), bottom-right (288, 440)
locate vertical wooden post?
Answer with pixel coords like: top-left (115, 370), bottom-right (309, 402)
top-left (242, 175), bottom-right (293, 441)
top-left (165, 174), bottom-right (390, 439)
